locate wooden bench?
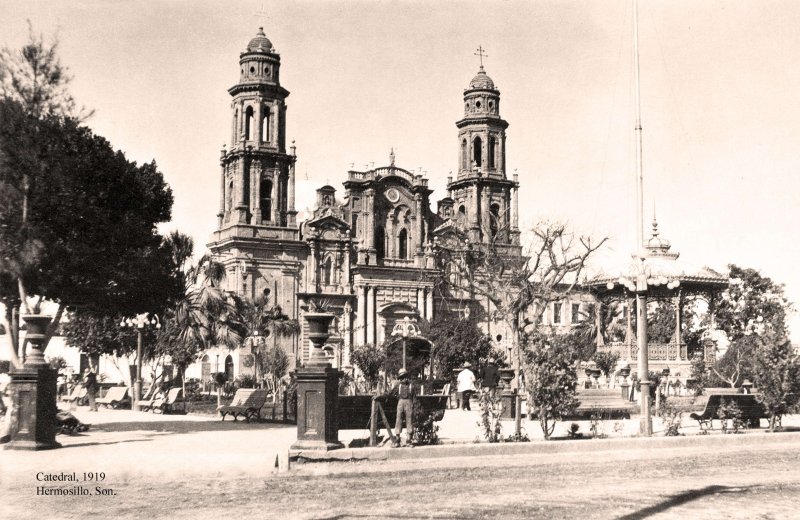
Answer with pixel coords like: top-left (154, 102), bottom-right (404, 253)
top-left (337, 394), bottom-right (448, 431)
top-left (96, 386), bottom-right (130, 409)
top-left (141, 388), bottom-right (183, 414)
top-left (567, 389), bottom-right (638, 420)
top-left (217, 389), bottom-right (270, 422)
top-left (689, 394), bottom-right (767, 432)
top-left (60, 385), bottom-right (87, 406)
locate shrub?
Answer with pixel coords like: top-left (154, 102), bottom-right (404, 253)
top-left (658, 401), bottom-right (683, 436)
top-left (567, 423), bottom-right (582, 439)
top-left (477, 391), bottom-right (503, 442)
top-left (213, 372), bottom-right (228, 386)
top-left (717, 399), bottom-right (745, 434)
top-left (523, 331), bottom-right (580, 440)
top-left (412, 410), bottom-right (439, 446)
top-left (236, 374), bottom-right (256, 389)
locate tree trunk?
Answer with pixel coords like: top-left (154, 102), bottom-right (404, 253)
top-left (181, 366), bottom-right (187, 413)
top-left (41, 303), bottom-right (64, 351)
top-left (513, 318), bottom-right (522, 438)
top-left (2, 304), bottom-right (22, 369)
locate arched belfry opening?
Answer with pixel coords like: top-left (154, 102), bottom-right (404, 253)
top-left (260, 178), bottom-right (273, 222)
top-left (461, 139), bottom-right (468, 170)
top-left (473, 136), bottom-right (482, 167)
top-left (244, 106), bottom-right (254, 140)
top-left (488, 135), bottom-right (496, 169)
top-left (490, 203), bottom-right (500, 238)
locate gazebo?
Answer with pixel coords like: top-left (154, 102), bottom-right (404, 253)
top-left (587, 218), bottom-right (728, 379)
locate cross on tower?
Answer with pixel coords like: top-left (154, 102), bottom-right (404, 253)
top-left (253, 2), bottom-right (269, 23)
top-left (474, 45), bottom-right (488, 68)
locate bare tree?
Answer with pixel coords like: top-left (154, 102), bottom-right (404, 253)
top-left (437, 221), bottom-right (607, 436)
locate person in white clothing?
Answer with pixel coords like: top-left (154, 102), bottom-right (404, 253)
top-left (456, 362), bottom-right (476, 411)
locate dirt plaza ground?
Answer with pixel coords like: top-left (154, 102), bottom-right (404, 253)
top-left (3, 407), bottom-right (800, 519)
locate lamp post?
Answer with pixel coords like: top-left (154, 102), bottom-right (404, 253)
top-left (608, 255), bottom-right (680, 436)
top-left (121, 313), bottom-right (160, 409)
top-left (391, 316), bottom-right (420, 372)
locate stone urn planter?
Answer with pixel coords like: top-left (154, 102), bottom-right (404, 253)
top-left (21, 314), bottom-right (54, 367)
top-left (498, 367), bottom-right (515, 389)
top-left (305, 312), bottom-right (335, 366)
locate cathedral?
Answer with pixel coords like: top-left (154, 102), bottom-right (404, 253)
top-left (207, 28), bottom-right (524, 376)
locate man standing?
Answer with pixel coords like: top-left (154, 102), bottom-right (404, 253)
top-left (480, 358), bottom-right (500, 399)
top-left (390, 368), bottom-right (416, 447)
top-left (83, 367), bottom-right (99, 412)
top-left (457, 362), bottom-right (476, 411)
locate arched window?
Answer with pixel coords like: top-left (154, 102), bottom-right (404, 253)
top-left (261, 109), bottom-right (270, 142)
top-left (473, 136), bottom-right (482, 168)
top-left (375, 226), bottom-right (385, 260)
top-left (490, 203), bottom-right (500, 238)
top-left (458, 205), bottom-right (467, 225)
top-left (321, 256), bottom-right (333, 285)
top-left (260, 179), bottom-right (273, 222)
top-left (233, 109), bottom-right (239, 142)
top-left (461, 139), bottom-right (467, 170)
top-left (224, 355), bottom-right (234, 380)
top-left (398, 229), bottom-right (408, 259)
top-left (351, 214), bottom-right (358, 238)
top-left (227, 180), bottom-right (234, 216)
top-left (245, 106), bottom-right (254, 140)
top-left (488, 135), bottom-right (496, 169)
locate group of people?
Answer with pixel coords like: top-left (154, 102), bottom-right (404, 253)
top-left (456, 358), bottom-right (500, 411)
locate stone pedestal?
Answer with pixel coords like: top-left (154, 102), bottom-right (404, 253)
top-left (290, 366), bottom-right (343, 452)
top-left (291, 311), bottom-right (343, 453)
top-left (5, 314), bottom-right (60, 451)
top-left (5, 366), bottom-right (61, 450)
top-left (500, 390), bottom-right (517, 419)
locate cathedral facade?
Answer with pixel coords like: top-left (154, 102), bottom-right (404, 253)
top-left (207, 29), bottom-right (523, 375)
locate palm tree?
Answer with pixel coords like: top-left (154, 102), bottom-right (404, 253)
top-left (242, 292), bottom-right (300, 396)
top-left (157, 243), bottom-right (247, 408)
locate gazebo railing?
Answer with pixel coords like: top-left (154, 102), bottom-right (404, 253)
top-left (600, 342), bottom-right (689, 362)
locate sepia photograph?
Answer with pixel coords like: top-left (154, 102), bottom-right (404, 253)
top-left (2, 1), bottom-right (800, 518)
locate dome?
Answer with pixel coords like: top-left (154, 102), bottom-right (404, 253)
top-left (645, 217), bottom-right (676, 258)
top-left (247, 27), bottom-right (273, 53)
top-left (469, 66), bottom-right (495, 90)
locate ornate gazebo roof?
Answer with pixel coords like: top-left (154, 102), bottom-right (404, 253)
top-left (588, 218), bottom-right (728, 295)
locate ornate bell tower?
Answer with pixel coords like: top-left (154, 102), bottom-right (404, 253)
top-left (447, 49), bottom-right (520, 246)
top-left (216, 27), bottom-right (297, 229)
top-left (209, 29), bottom-right (306, 360)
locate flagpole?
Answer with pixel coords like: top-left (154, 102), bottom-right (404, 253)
top-left (634, 0), bottom-right (644, 250)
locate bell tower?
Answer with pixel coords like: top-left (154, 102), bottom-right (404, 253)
top-left (216, 27), bottom-right (297, 229)
top-left (447, 50), bottom-right (520, 246)
top-left (209, 29), bottom-right (306, 359)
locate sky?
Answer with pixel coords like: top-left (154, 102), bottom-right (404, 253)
top-left (3, 0), bottom-right (799, 339)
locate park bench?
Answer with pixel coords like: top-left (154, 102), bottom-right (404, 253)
top-left (60, 385), bottom-right (87, 407)
top-left (96, 386), bottom-right (130, 409)
top-left (141, 388), bottom-right (183, 414)
top-left (217, 389), bottom-right (270, 422)
top-left (569, 389), bottom-right (638, 420)
top-left (689, 394), bottom-right (767, 432)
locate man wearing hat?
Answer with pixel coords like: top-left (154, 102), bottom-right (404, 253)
top-left (390, 368), bottom-right (416, 447)
top-left (457, 362), bottom-right (476, 411)
top-left (480, 358), bottom-right (500, 399)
